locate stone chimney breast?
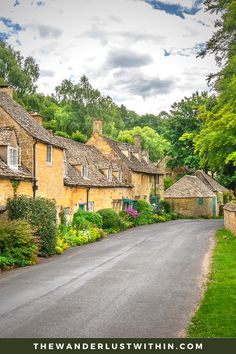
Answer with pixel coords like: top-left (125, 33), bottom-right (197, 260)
top-left (0, 85), bottom-right (13, 98)
top-left (93, 120), bottom-right (103, 135)
top-left (30, 112), bottom-right (43, 126)
top-left (134, 134), bottom-right (141, 148)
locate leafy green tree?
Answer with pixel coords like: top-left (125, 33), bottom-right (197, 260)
top-left (0, 40), bottom-right (39, 95)
top-left (71, 130), bottom-right (87, 143)
top-left (118, 126), bottom-right (170, 162)
top-left (194, 0), bottom-right (236, 190)
top-left (160, 92), bottom-right (209, 169)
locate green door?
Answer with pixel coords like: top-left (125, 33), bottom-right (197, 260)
top-left (211, 197), bottom-right (217, 217)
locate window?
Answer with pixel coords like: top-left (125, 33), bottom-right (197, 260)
top-left (198, 197), bottom-right (204, 206)
top-left (118, 171), bottom-right (123, 183)
top-left (107, 168), bottom-right (112, 181)
top-left (87, 202), bottom-right (94, 212)
top-left (81, 165), bottom-right (89, 179)
top-left (62, 207), bottom-right (70, 225)
top-left (46, 145), bottom-right (52, 165)
top-left (8, 146), bottom-right (19, 170)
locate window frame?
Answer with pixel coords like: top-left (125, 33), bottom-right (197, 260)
top-left (81, 165), bottom-right (89, 179)
top-left (7, 146), bottom-right (19, 170)
top-left (46, 145), bottom-right (53, 165)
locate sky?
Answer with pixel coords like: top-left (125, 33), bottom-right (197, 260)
top-left (0, 0), bottom-right (218, 115)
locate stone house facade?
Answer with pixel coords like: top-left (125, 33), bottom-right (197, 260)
top-left (164, 175), bottom-right (218, 217)
top-left (87, 120), bottom-right (164, 204)
top-left (0, 86), bottom-right (159, 221)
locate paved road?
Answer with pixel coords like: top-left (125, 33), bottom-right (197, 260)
top-left (0, 219), bottom-right (223, 338)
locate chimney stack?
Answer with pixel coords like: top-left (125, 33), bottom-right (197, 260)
top-left (30, 112), bottom-right (43, 126)
top-left (93, 120), bottom-right (103, 135)
top-left (134, 134), bottom-right (141, 148)
top-left (0, 85), bottom-right (13, 98)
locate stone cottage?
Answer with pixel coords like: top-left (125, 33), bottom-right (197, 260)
top-left (164, 175), bottom-right (218, 217)
top-left (0, 86), bottom-right (66, 214)
top-left (194, 170), bottom-right (228, 208)
top-left (1, 86), bottom-right (156, 221)
top-left (87, 120), bottom-right (164, 206)
top-left (55, 136), bottom-right (132, 218)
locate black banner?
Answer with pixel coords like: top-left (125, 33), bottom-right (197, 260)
top-left (0, 338), bottom-right (236, 354)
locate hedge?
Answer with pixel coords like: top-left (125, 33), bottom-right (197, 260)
top-left (7, 196), bottom-right (57, 257)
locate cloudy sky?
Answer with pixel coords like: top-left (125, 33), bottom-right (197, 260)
top-left (0, 0), bottom-right (217, 114)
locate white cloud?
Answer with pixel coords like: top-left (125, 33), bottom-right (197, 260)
top-left (0, 0), bottom-right (217, 114)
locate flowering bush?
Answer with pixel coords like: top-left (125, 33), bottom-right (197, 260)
top-left (125, 208), bottom-right (140, 218)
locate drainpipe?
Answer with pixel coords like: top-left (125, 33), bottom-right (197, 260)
top-left (33, 139), bottom-right (38, 198)
top-left (86, 188), bottom-right (90, 210)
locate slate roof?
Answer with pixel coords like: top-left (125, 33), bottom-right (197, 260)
top-left (194, 170), bottom-right (228, 193)
top-left (102, 136), bottom-right (162, 175)
top-left (55, 136), bottom-right (131, 188)
top-left (223, 203), bottom-right (236, 212)
top-left (0, 157), bottom-right (32, 180)
top-left (164, 175), bottom-right (216, 198)
top-left (0, 92), bottom-right (63, 149)
top-left (0, 127), bottom-right (14, 145)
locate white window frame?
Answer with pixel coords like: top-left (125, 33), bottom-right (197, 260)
top-left (107, 168), bottom-right (112, 181)
top-left (81, 165), bottom-right (89, 179)
top-left (7, 146), bottom-right (19, 170)
top-left (87, 201), bottom-right (94, 212)
top-left (46, 145), bottom-right (52, 165)
top-left (118, 171), bottom-right (123, 183)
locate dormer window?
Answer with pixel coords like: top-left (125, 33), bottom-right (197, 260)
top-left (118, 171), bottom-right (123, 183)
top-left (8, 146), bottom-right (20, 170)
top-left (107, 168), bottom-right (112, 181)
top-left (46, 145), bottom-right (52, 165)
top-left (81, 165), bottom-right (89, 179)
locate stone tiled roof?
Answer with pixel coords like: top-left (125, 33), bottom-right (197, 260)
top-left (0, 127), bottom-right (14, 145)
top-left (102, 136), bottom-right (162, 175)
top-left (223, 203), bottom-right (236, 212)
top-left (0, 157), bottom-right (32, 180)
top-left (55, 136), bottom-right (131, 188)
top-left (0, 92), bottom-right (63, 149)
top-left (164, 175), bottom-right (216, 198)
top-left (194, 170), bottom-right (228, 193)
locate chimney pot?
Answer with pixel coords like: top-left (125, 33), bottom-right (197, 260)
top-left (0, 84), bottom-right (13, 98)
top-left (93, 120), bottom-right (103, 135)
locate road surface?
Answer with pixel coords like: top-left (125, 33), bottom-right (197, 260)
top-left (0, 219), bottom-right (223, 338)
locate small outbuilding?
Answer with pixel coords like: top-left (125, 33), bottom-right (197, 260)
top-left (164, 175), bottom-right (218, 217)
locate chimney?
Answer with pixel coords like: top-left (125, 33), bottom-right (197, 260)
top-left (93, 120), bottom-right (103, 135)
top-left (134, 134), bottom-right (141, 148)
top-left (0, 84), bottom-right (13, 98)
top-left (30, 112), bottom-right (43, 126)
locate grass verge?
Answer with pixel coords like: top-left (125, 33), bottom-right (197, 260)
top-left (188, 228), bottom-right (236, 337)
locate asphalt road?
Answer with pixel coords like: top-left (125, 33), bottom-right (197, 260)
top-left (0, 219), bottom-right (223, 338)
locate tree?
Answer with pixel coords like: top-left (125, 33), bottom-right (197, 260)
top-left (160, 92), bottom-right (209, 169)
top-left (194, 0), bottom-right (236, 190)
top-left (0, 40), bottom-right (39, 96)
top-left (118, 126), bottom-right (170, 162)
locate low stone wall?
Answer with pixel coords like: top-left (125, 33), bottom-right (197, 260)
top-left (165, 197), bottom-right (217, 218)
top-left (224, 203), bottom-right (236, 235)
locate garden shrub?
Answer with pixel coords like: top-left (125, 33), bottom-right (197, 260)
top-left (7, 196), bottom-right (57, 257)
top-left (136, 200), bottom-right (154, 225)
top-left (159, 200), bottom-right (172, 213)
top-left (0, 220), bottom-right (38, 270)
top-left (97, 208), bottom-right (120, 229)
top-left (73, 210), bottom-right (103, 229)
top-left (57, 225), bottom-right (105, 248)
